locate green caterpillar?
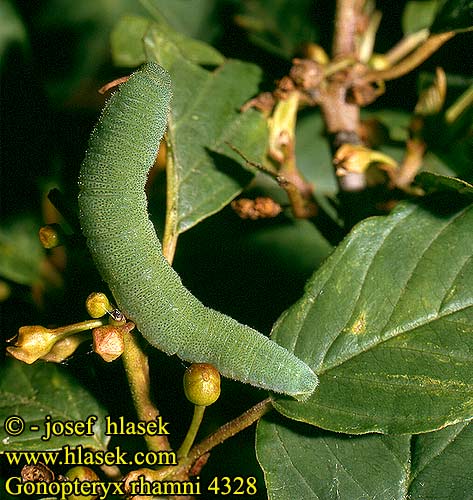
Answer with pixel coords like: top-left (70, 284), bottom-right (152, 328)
top-left (78, 62), bottom-right (317, 400)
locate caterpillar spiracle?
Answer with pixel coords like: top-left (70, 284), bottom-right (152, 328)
top-left (78, 62), bottom-right (318, 400)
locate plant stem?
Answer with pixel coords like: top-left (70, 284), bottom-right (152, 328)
top-left (182, 398), bottom-right (273, 470)
top-left (333, 0), bottom-right (364, 58)
top-left (323, 0), bottom-right (368, 224)
top-left (177, 405), bottom-right (206, 459)
top-left (226, 142), bottom-right (316, 218)
top-left (268, 91), bottom-right (299, 172)
top-left (162, 135), bottom-right (179, 263)
top-left (122, 332), bottom-right (171, 451)
top-left (120, 131), bottom-right (178, 454)
top-left (123, 398), bottom-right (273, 489)
top-left (361, 32), bottom-right (455, 84)
top-left (55, 318), bottom-right (106, 335)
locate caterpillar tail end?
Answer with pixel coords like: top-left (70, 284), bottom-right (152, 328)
top-left (289, 367), bottom-right (319, 402)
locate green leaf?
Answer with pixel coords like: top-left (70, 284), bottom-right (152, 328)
top-left (0, 218), bottom-right (44, 286)
top-left (296, 111), bottom-right (338, 196)
top-left (111, 15), bottom-right (224, 68)
top-left (402, 1), bottom-right (442, 34)
top-left (410, 420), bottom-right (473, 498)
top-left (110, 15), bottom-right (150, 67)
top-left (145, 28), bottom-right (268, 234)
top-left (0, 0), bottom-right (28, 64)
top-left (0, 360), bottom-right (109, 451)
top-left (256, 415), bottom-right (473, 500)
top-left (295, 111), bottom-right (341, 231)
top-left (256, 415), bottom-right (411, 500)
top-left (430, 0), bottom-right (473, 33)
top-left (140, 0), bottom-right (221, 41)
top-left (236, 0), bottom-right (318, 59)
top-left (415, 171), bottom-right (473, 194)
top-left (271, 195), bottom-right (473, 434)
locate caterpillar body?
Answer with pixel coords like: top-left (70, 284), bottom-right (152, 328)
top-left (78, 62), bottom-right (317, 400)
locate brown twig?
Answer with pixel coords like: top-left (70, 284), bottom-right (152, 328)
top-left (323, 0), bottom-right (368, 223)
top-left (123, 398), bottom-right (273, 495)
top-left (276, 176), bottom-right (317, 218)
top-left (332, 0), bottom-right (365, 59)
top-left (184, 398), bottom-right (273, 469)
top-left (98, 75), bottom-right (130, 94)
top-left (122, 332), bottom-right (172, 452)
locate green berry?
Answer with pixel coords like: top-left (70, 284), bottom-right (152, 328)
top-left (183, 363), bottom-right (221, 406)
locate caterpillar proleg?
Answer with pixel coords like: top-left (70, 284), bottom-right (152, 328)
top-left (78, 62), bottom-right (317, 400)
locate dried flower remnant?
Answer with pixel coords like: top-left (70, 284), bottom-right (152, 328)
top-left (21, 463), bottom-right (56, 483)
top-left (92, 322), bottom-right (135, 362)
top-left (38, 224), bottom-right (66, 249)
top-left (334, 144), bottom-right (397, 176)
top-left (231, 197), bottom-right (282, 220)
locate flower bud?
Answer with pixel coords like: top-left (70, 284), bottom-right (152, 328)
top-left (368, 53), bottom-right (390, 71)
top-left (290, 58), bottom-right (324, 89)
top-left (85, 292), bottom-right (112, 318)
top-left (41, 332), bottom-right (90, 363)
top-left (183, 363), bottom-right (221, 407)
top-left (302, 43), bottom-right (329, 65)
top-left (8, 319), bottom-right (105, 365)
top-left (7, 326), bottom-right (65, 364)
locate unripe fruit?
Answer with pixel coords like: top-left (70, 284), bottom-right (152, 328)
top-left (66, 466), bottom-right (99, 500)
top-left (183, 363), bottom-right (221, 406)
